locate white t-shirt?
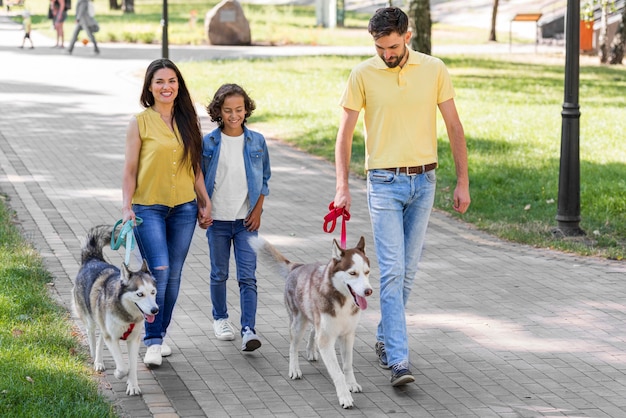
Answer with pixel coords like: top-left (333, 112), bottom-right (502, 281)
top-left (211, 133), bottom-right (249, 221)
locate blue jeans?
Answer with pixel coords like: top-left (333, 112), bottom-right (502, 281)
top-left (207, 220), bottom-right (258, 334)
top-left (367, 169), bottom-right (436, 367)
top-left (133, 201), bottom-right (198, 347)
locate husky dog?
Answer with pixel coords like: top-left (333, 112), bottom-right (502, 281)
top-left (72, 225), bottom-right (159, 396)
top-left (253, 236), bottom-right (373, 409)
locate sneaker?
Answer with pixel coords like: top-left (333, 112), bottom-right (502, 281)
top-left (375, 341), bottom-right (390, 369)
top-left (144, 345), bottom-right (162, 367)
top-left (161, 342), bottom-right (172, 357)
top-left (213, 319), bottom-right (235, 341)
top-left (241, 327), bottom-right (262, 352)
top-left (390, 361), bottom-right (415, 387)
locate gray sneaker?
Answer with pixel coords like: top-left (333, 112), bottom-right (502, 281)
top-left (241, 327), bottom-right (261, 352)
top-left (375, 341), bottom-right (390, 369)
top-left (390, 361), bottom-right (415, 387)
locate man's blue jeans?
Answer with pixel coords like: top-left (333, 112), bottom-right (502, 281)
top-left (367, 168), bottom-right (436, 367)
top-left (207, 220), bottom-right (258, 334)
top-left (133, 201), bottom-right (198, 347)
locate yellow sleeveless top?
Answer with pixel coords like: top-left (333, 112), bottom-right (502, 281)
top-left (132, 108), bottom-right (196, 207)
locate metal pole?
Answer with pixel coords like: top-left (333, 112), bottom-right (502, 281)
top-left (555, 0), bottom-right (584, 236)
top-left (161, 0), bottom-right (169, 59)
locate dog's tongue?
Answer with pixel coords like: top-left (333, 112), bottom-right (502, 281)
top-left (356, 294), bottom-right (368, 310)
top-left (145, 314), bottom-right (156, 323)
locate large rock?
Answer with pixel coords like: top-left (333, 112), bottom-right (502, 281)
top-left (204, 0), bottom-right (251, 46)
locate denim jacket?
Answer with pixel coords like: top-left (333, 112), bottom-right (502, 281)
top-left (201, 126), bottom-right (271, 217)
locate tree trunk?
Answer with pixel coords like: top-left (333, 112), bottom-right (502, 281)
top-left (599, 3), bottom-right (610, 63)
top-left (123, 0), bottom-right (134, 14)
top-left (609, 3), bottom-right (625, 64)
top-left (489, 0), bottom-right (499, 42)
top-left (108, 0), bottom-right (121, 10)
top-left (408, 0), bottom-right (432, 55)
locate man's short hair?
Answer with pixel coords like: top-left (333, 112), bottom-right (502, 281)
top-left (368, 7), bottom-right (409, 39)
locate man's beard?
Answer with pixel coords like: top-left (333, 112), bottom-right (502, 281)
top-left (382, 45), bottom-right (407, 68)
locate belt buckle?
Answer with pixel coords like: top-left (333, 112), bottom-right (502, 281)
top-left (406, 166), bottom-right (419, 176)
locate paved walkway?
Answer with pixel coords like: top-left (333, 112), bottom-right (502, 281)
top-left (1, 11), bottom-right (626, 418)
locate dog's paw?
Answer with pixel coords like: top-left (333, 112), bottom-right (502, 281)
top-left (338, 393), bottom-right (354, 409)
top-left (126, 382), bottom-right (141, 396)
top-left (306, 350), bottom-right (318, 362)
top-left (93, 362), bottom-right (106, 372)
top-left (289, 368), bottom-right (303, 380)
top-left (114, 368), bottom-right (129, 380)
top-left (347, 381), bottom-right (362, 393)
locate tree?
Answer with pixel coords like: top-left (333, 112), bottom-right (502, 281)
top-left (408, 0), bottom-right (431, 55)
top-left (108, 0), bottom-right (134, 13)
top-left (123, 0), bottom-right (134, 13)
top-left (489, 0), bottom-right (499, 42)
top-left (609, 3), bottom-right (626, 64)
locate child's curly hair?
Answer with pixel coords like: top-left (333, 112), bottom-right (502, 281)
top-left (206, 83), bottom-right (256, 128)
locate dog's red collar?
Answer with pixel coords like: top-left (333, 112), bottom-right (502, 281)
top-left (121, 323), bottom-right (135, 340)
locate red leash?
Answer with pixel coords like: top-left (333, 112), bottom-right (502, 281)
top-left (323, 202), bottom-right (350, 249)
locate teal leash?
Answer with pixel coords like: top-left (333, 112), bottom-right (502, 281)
top-left (111, 217), bottom-right (143, 265)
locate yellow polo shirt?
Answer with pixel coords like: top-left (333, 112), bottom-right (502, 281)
top-left (132, 108), bottom-right (196, 207)
top-left (339, 48), bottom-right (455, 170)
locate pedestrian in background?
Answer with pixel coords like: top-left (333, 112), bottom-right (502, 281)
top-left (50, 0), bottom-right (67, 48)
top-left (68, 0), bottom-right (99, 55)
top-left (19, 10), bottom-right (34, 49)
top-left (122, 58), bottom-right (212, 367)
top-left (201, 83), bottom-right (271, 352)
top-left (333, 7), bottom-right (470, 387)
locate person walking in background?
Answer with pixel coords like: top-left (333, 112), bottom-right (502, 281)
top-left (122, 58), bottom-right (212, 367)
top-left (201, 83), bottom-right (271, 352)
top-left (68, 0), bottom-right (99, 55)
top-left (333, 7), bottom-right (470, 387)
top-left (19, 10), bottom-right (34, 49)
top-left (50, 0), bottom-right (67, 48)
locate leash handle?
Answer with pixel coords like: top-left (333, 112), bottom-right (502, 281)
top-left (323, 202), bottom-right (350, 249)
top-left (111, 217), bottom-right (143, 265)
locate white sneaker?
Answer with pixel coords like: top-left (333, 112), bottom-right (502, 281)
top-left (144, 345), bottom-right (162, 366)
top-left (213, 319), bottom-right (236, 341)
top-left (241, 327), bottom-right (261, 352)
top-left (161, 342), bottom-right (172, 357)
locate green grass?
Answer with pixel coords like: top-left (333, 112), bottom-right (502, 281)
top-left (179, 55), bottom-right (626, 260)
top-left (0, 196), bottom-right (116, 418)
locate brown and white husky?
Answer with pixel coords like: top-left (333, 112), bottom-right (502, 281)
top-left (252, 236), bottom-right (373, 409)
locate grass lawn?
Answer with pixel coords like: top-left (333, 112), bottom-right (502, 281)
top-left (0, 197), bottom-right (116, 418)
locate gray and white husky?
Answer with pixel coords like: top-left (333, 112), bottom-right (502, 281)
top-left (252, 236), bottom-right (373, 409)
top-left (72, 225), bottom-right (158, 396)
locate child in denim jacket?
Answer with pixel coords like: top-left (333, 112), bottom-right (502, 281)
top-left (201, 84), bottom-right (271, 351)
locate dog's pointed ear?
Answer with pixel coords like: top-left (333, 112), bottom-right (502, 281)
top-left (121, 263), bottom-right (131, 284)
top-left (356, 236), bottom-right (365, 252)
top-left (140, 259), bottom-right (151, 274)
top-left (332, 239), bottom-right (344, 261)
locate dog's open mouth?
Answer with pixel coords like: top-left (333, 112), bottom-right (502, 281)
top-left (136, 303), bottom-right (157, 323)
top-left (348, 285), bottom-right (368, 310)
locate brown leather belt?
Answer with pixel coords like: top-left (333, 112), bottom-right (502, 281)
top-left (380, 163), bottom-right (437, 175)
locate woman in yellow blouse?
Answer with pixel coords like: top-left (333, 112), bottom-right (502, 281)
top-left (122, 58), bottom-right (211, 367)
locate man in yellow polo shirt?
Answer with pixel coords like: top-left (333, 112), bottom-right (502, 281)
top-left (333, 7), bottom-right (470, 387)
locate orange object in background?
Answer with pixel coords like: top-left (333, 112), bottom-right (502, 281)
top-left (580, 20), bottom-right (594, 51)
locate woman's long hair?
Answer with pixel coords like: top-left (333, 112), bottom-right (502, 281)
top-left (139, 58), bottom-right (202, 170)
